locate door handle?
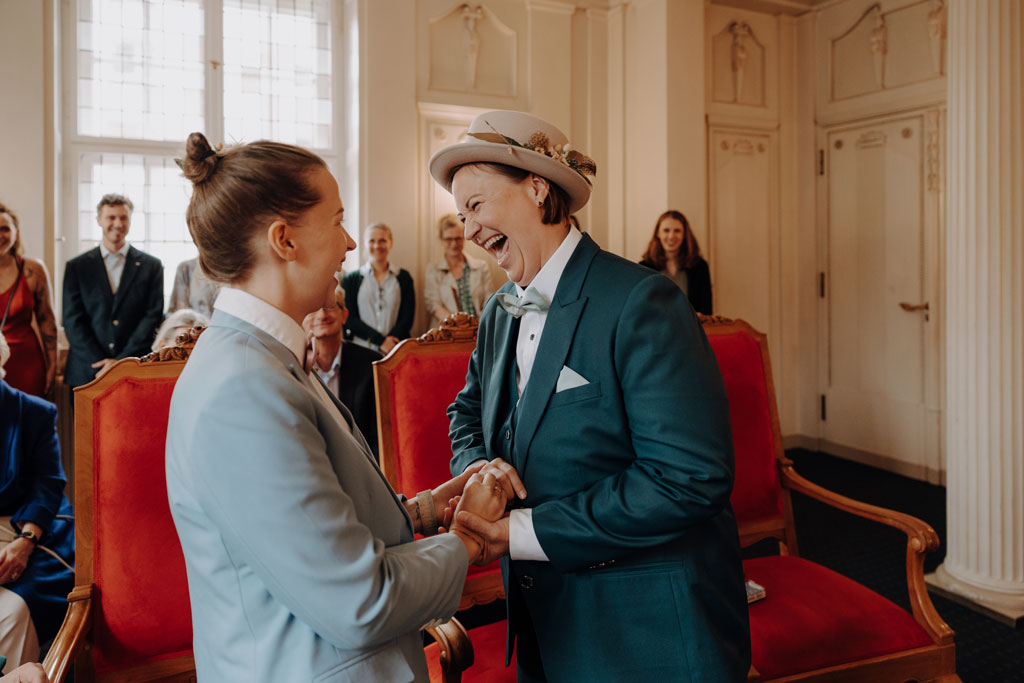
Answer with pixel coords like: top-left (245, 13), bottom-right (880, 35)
top-left (899, 301), bottom-right (930, 321)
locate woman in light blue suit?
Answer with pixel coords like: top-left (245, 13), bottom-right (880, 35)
top-left (166, 133), bottom-right (504, 682)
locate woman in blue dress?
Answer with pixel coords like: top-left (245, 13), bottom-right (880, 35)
top-left (0, 331), bottom-right (74, 669)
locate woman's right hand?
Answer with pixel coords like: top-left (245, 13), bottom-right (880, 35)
top-left (449, 472), bottom-right (509, 563)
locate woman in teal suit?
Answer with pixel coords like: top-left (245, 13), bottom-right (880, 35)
top-left (166, 133), bottom-right (505, 682)
top-left (430, 111), bottom-right (751, 682)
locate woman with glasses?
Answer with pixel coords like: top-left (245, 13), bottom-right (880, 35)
top-left (423, 214), bottom-right (494, 328)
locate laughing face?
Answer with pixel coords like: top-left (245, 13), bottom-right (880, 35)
top-left (97, 204), bottom-right (132, 252)
top-left (657, 216), bottom-right (685, 256)
top-left (452, 164), bottom-right (553, 286)
top-left (0, 213), bottom-right (16, 256)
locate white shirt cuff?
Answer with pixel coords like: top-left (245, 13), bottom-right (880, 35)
top-left (509, 508), bottom-right (549, 562)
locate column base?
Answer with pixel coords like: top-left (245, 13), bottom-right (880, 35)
top-left (926, 564), bottom-right (1024, 628)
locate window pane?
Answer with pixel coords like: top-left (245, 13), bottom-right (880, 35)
top-left (77, 0), bottom-right (205, 141)
top-left (77, 152), bottom-right (195, 309)
top-left (223, 0), bottom-right (332, 148)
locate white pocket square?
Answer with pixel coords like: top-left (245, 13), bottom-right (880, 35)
top-left (555, 365), bottom-right (589, 393)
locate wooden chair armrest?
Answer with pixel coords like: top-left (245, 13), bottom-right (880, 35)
top-left (43, 585), bottom-right (94, 683)
top-left (425, 618), bottom-right (473, 683)
top-left (780, 464), bottom-right (954, 645)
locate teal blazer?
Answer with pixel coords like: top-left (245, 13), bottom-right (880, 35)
top-left (449, 235), bottom-right (750, 682)
top-left (167, 311), bottom-right (468, 682)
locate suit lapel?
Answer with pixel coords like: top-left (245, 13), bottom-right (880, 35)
top-left (513, 235), bottom-right (599, 476)
top-left (87, 248), bottom-right (115, 302)
top-left (112, 247), bottom-right (141, 312)
top-left (486, 289), bottom-right (520, 446)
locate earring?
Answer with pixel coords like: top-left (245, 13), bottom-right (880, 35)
top-left (537, 200), bottom-right (543, 207)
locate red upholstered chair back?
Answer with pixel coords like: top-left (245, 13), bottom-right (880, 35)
top-left (701, 316), bottom-right (798, 553)
top-left (374, 315), bottom-right (480, 497)
top-left (374, 314), bottom-right (505, 610)
top-left (73, 358), bottom-right (195, 680)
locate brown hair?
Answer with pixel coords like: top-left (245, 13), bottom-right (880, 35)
top-left (454, 163), bottom-right (571, 226)
top-left (437, 213), bottom-right (461, 239)
top-left (642, 210), bottom-right (702, 270)
top-left (96, 193), bottom-right (134, 215)
top-left (0, 202), bottom-right (23, 258)
top-left (181, 132), bottom-right (327, 283)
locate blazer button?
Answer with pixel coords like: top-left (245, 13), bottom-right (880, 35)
top-left (108, 342), bottom-right (115, 349)
top-left (519, 575), bottom-right (534, 590)
top-left (112, 319), bottom-right (119, 326)
top-left (505, 429), bottom-right (511, 440)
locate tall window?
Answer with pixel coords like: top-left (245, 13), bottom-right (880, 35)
top-left (64, 0), bottom-right (338, 307)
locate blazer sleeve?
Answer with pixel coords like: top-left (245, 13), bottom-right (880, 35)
top-left (13, 401), bottom-right (66, 534)
top-left (119, 258), bottom-right (165, 358)
top-left (423, 263), bottom-right (444, 316)
top-left (531, 274), bottom-right (735, 573)
top-left (447, 314), bottom-right (493, 474)
top-left (168, 260), bottom-right (190, 313)
top-left (61, 259), bottom-right (105, 360)
top-left (687, 259), bottom-right (713, 315)
top-left (343, 271), bottom-right (386, 347)
top-left (189, 366), bottom-right (468, 650)
top-left (387, 270), bottom-right (415, 340)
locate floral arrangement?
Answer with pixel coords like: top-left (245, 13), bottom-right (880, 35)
top-left (467, 124), bottom-right (597, 182)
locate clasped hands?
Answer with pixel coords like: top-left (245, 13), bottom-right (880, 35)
top-left (421, 459), bottom-right (527, 566)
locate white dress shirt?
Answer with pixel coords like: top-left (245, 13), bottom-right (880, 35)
top-left (214, 287), bottom-right (350, 434)
top-left (468, 227), bottom-right (583, 563)
top-left (312, 345), bottom-right (343, 398)
top-left (99, 242), bottom-right (130, 294)
top-left (354, 262), bottom-right (401, 348)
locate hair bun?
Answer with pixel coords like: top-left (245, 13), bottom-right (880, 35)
top-left (182, 132), bottom-right (220, 185)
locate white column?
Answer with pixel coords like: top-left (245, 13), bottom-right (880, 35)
top-left (925, 0), bottom-right (1024, 626)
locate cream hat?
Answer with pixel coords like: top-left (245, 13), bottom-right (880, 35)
top-left (429, 110), bottom-right (597, 213)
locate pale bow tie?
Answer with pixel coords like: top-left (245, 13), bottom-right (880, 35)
top-left (495, 287), bottom-right (550, 318)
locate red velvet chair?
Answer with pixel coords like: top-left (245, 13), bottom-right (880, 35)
top-left (701, 315), bottom-right (960, 683)
top-left (43, 329), bottom-right (466, 683)
top-left (374, 314), bottom-right (514, 683)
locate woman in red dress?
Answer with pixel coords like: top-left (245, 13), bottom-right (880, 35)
top-left (0, 203), bottom-right (57, 398)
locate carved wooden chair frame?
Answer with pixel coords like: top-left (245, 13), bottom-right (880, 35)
top-left (699, 315), bottom-right (958, 683)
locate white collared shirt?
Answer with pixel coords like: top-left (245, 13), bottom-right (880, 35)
top-left (514, 227), bottom-right (582, 394)
top-left (214, 287), bottom-right (349, 433)
top-left (312, 345), bottom-right (343, 398)
top-left (354, 261), bottom-right (401, 348)
top-left (484, 227), bottom-right (583, 564)
top-left (99, 242), bottom-right (130, 294)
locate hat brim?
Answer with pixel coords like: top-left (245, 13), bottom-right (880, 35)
top-left (429, 142), bottom-right (593, 214)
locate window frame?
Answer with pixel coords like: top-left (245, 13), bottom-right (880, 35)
top-left (57, 0), bottom-right (349, 314)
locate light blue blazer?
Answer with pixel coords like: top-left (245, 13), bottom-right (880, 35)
top-left (166, 311), bottom-right (468, 682)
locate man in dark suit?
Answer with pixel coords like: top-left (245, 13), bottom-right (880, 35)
top-left (303, 284), bottom-right (383, 456)
top-left (62, 194), bottom-right (163, 388)
top-left (432, 111), bottom-right (750, 682)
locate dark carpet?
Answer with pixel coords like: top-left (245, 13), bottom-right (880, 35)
top-left (786, 449), bottom-right (1024, 683)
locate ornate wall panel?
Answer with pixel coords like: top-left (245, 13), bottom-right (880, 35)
top-left (816, 0), bottom-right (946, 125)
top-left (706, 5), bottom-right (778, 126)
top-left (427, 3), bottom-right (516, 96)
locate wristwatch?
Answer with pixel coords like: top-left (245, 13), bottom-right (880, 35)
top-left (14, 530), bottom-right (39, 545)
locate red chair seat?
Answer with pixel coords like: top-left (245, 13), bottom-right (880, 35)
top-left (426, 620), bottom-right (516, 683)
top-left (744, 556), bottom-right (932, 678)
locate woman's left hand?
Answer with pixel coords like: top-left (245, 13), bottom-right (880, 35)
top-left (430, 462), bottom-right (486, 522)
top-left (0, 539), bottom-right (32, 585)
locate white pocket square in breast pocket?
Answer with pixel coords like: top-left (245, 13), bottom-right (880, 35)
top-left (555, 365), bottom-right (590, 393)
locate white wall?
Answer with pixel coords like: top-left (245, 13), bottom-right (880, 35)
top-left (0, 0), bottom-right (54, 270)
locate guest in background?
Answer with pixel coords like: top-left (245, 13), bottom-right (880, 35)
top-left (61, 194), bottom-right (163, 387)
top-left (152, 308), bottom-right (210, 352)
top-left (342, 223), bottom-right (414, 354)
top-left (424, 213), bottom-right (493, 328)
top-left (0, 332), bottom-right (75, 670)
top-left (302, 285), bottom-right (382, 457)
top-left (639, 210), bottom-right (713, 315)
top-left (168, 256), bottom-right (220, 319)
top-left (0, 203), bottom-right (56, 399)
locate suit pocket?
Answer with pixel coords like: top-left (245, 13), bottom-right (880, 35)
top-left (548, 380), bottom-right (602, 407)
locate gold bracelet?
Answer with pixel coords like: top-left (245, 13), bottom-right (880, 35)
top-left (416, 489), bottom-right (438, 535)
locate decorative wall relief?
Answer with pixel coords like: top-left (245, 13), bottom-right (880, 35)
top-left (830, 0), bottom-right (945, 103)
top-left (428, 3), bottom-right (516, 97)
top-left (712, 21), bottom-right (765, 107)
top-left (856, 130), bottom-right (888, 149)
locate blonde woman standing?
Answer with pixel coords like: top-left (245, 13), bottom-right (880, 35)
top-left (423, 214), bottom-right (493, 328)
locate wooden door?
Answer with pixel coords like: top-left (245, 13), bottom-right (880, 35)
top-left (821, 112), bottom-right (942, 481)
